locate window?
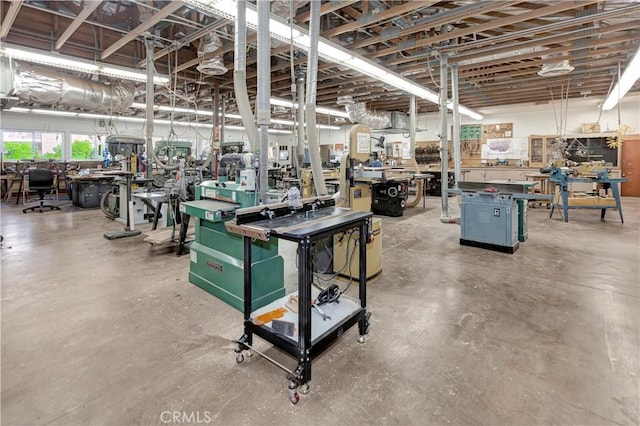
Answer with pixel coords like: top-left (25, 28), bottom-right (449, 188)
top-left (2, 130), bottom-right (34, 160)
top-left (35, 131), bottom-right (63, 160)
top-left (1, 130), bottom-right (63, 160)
top-left (70, 134), bottom-right (104, 160)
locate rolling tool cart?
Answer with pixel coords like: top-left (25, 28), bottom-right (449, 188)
top-left (225, 196), bottom-right (372, 404)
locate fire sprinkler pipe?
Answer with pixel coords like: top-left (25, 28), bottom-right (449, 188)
top-left (234, 0), bottom-right (257, 152)
top-left (257, 0), bottom-right (270, 204)
top-left (305, 0), bottom-right (327, 196)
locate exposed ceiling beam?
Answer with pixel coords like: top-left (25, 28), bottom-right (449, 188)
top-left (370, 0), bottom-right (601, 59)
top-left (452, 21), bottom-right (638, 64)
top-left (0, 0), bottom-right (24, 39)
top-left (294, 0), bottom-right (359, 24)
top-left (458, 35), bottom-right (638, 71)
top-left (55, 0), bottom-right (102, 50)
top-left (441, 3), bottom-right (640, 54)
top-left (346, 1), bottom-right (520, 51)
top-left (100, 1), bottom-right (185, 60)
top-left (139, 19), bottom-right (229, 67)
top-left (322, 1), bottom-right (438, 38)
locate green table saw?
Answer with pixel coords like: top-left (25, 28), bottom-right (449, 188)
top-left (180, 180), bottom-right (285, 312)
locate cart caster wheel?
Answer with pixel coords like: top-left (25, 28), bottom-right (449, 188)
top-left (299, 383), bottom-right (310, 395)
top-left (289, 390), bottom-right (300, 404)
top-left (357, 335), bottom-right (366, 344)
top-left (235, 353), bottom-right (245, 364)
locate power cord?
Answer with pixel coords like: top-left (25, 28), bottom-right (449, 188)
top-left (315, 284), bottom-right (340, 305)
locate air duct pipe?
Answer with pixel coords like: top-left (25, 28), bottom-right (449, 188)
top-left (145, 38), bottom-right (155, 179)
top-left (271, 0), bottom-right (308, 18)
top-left (257, 0), bottom-right (270, 203)
top-left (451, 64), bottom-right (461, 187)
top-left (305, 0), bottom-right (327, 196)
top-left (234, 0), bottom-right (257, 151)
top-left (438, 54), bottom-right (459, 224)
top-left (405, 94), bottom-right (423, 209)
top-left (409, 95), bottom-right (417, 154)
top-left (342, 99), bottom-right (392, 129)
top-left (197, 32), bottom-right (227, 76)
top-left (296, 70), bottom-right (305, 178)
top-left (12, 61), bottom-right (134, 112)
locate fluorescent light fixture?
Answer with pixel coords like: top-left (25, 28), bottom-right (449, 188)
top-left (0, 44), bottom-right (169, 85)
top-left (31, 109), bottom-right (79, 117)
top-left (129, 101), bottom-right (346, 127)
top-left (270, 97), bottom-right (350, 118)
top-left (2, 47), bottom-right (99, 72)
top-left (317, 124), bottom-right (341, 130)
top-left (7, 108), bottom-right (291, 133)
top-left (603, 47), bottom-right (640, 110)
top-left (457, 105), bottom-right (483, 121)
top-left (187, 0), bottom-right (483, 120)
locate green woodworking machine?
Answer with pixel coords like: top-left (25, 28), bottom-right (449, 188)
top-left (181, 153), bottom-right (285, 311)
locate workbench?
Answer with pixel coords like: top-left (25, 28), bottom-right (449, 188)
top-left (68, 175), bottom-right (115, 208)
top-left (546, 168), bottom-right (627, 223)
top-left (226, 201), bottom-right (372, 404)
top-left (525, 173), bottom-right (551, 207)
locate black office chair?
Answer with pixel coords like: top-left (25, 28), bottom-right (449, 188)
top-left (22, 169), bottom-right (61, 213)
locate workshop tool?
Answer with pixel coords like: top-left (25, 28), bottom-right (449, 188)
top-left (227, 197), bottom-right (372, 404)
top-left (542, 165), bottom-right (627, 223)
top-left (180, 153), bottom-right (285, 312)
top-left (312, 304), bottom-right (331, 321)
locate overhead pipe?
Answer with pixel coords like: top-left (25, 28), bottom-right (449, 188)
top-left (451, 64), bottom-right (461, 187)
top-left (257, 0), bottom-right (270, 203)
top-left (342, 99), bottom-right (392, 129)
top-left (12, 61), bottom-right (134, 113)
top-left (196, 32), bottom-right (227, 76)
top-left (305, 0), bottom-right (327, 196)
top-left (234, 0), bottom-right (257, 151)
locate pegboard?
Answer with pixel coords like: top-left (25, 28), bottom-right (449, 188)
top-left (483, 123), bottom-right (513, 139)
top-left (460, 124), bottom-right (482, 141)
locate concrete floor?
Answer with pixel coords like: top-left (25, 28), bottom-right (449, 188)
top-left (1, 196), bottom-right (638, 425)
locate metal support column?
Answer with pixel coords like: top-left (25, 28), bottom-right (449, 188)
top-left (439, 54), bottom-right (449, 218)
top-left (145, 38), bottom-right (155, 179)
top-left (451, 64), bottom-right (461, 187)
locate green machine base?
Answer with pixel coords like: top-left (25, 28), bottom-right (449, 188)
top-left (188, 241), bottom-right (284, 312)
top-left (182, 181), bottom-right (285, 313)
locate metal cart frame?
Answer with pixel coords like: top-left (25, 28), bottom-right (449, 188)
top-left (232, 207), bottom-right (372, 404)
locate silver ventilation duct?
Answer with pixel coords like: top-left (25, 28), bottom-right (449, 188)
top-left (271, 0), bottom-right (309, 18)
top-left (197, 32), bottom-right (227, 75)
top-left (339, 96), bottom-right (392, 129)
top-left (11, 61), bottom-right (134, 113)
